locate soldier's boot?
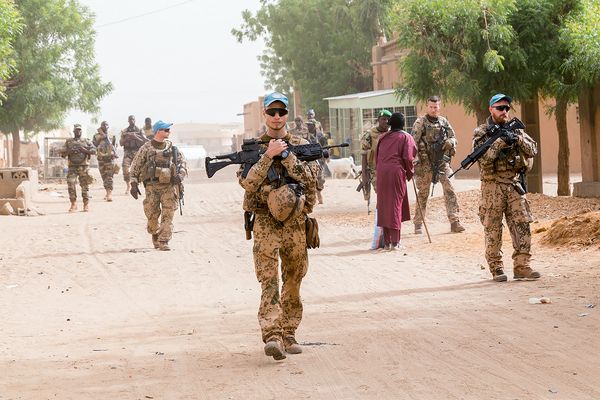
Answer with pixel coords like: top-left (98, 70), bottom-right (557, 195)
top-left (83, 199), bottom-right (89, 212)
top-left (124, 181), bottom-right (130, 195)
top-left (105, 189), bottom-right (113, 202)
top-left (414, 223), bottom-right (423, 234)
top-left (68, 201), bottom-right (77, 213)
top-left (152, 234), bottom-right (160, 249)
top-left (158, 241), bottom-right (171, 251)
top-left (283, 335), bottom-right (302, 354)
top-left (513, 266), bottom-right (541, 280)
top-left (491, 267), bottom-right (508, 282)
top-left (451, 221), bottom-right (465, 233)
top-left (317, 190), bottom-right (323, 205)
top-left (264, 338), bottom-right (286, 360)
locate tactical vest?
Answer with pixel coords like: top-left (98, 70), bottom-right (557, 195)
top-left (65, 139), bottom-right (91, 166)
top-left (122, 127), bottom-right (144, 151)
top-left (417, 116), bottom-right (449, 151)
top-left (144, 141), bottom-right (175, 183)
top-left (94, 132), bottom-right (114, 160)
top-left (476, 126), bottom-right (532, 182)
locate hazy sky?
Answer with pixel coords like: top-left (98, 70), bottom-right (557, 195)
top-left (67, 0), bottom-right (266, 130)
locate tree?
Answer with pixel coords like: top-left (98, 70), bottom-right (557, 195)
top-left (393, 0), bottom-right (529, 123)
top-left (232, 0), bottom-right (394, 119)
top-left (0, 0), bottom-right (22, 99)
top-left (0, 0), bottom-right (112, 167)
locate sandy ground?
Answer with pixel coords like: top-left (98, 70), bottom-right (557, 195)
top-left (1, 169), bottom-right (600, 400)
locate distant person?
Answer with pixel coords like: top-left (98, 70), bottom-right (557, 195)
top-left (474, 94), bottom-right (539, 282)
top-left (129, 120), bottom-right (187, 251)
top-left (412, 95), bottom-right (464, 234)
top-left (289, 116), bottom-right (308, 139)
top-left (375, 113), bottom-right (417, 250)
top-left (306, 108), bottom-right (323, 139)
top-left (61, 124), bottom-right (96, 212)
top-left (360, 109), bottom-right (391, 249)
top-left (119, 115), bottom-right (148, 195)
top-left (142, 117), bottom-right (154, 140)
top-left (238, 92), bottom-right (319, 361)
top-left (92, 121), bottom-right (118, 202)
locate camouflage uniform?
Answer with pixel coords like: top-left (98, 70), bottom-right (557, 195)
top-left (289, 125), bottom-right (308, 140)
top-left (305, 118), bottom-right (326, 203)
top-left (143, 126), bottom-right (154, 141)
top-left (474, 117), bottom-right (537, 275)
top-left (129, 139), bottom-right (187, 244)
top-left (120, 126), bottom-right (148, 183)
top-left (412, 115), bottom-right (461, 225)
top-left (63, 137), bottom-right (96, 202)
top-left (238, 132), bottom-right (319, 345)
top-left (92, 129), bottom-right (117, 190)
top-left (360, 125), bottom-right (387, 191)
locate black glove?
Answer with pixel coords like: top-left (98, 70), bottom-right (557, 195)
top-left (171, 175), bottom-right (182, 185)
top-left (130, 181), bottom-right (141, 199)
top-left (502, 130), bottom-right (518, 146)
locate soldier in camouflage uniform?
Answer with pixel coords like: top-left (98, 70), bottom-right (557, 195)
top-left (92, 121), bottom-right (118, 202)
top-left (129, 120), bottom-right (187, 251)
top-left (359, 109), bottom-right (391, 249)
top-left (412, 96), bottom-right (465, 234)
top-left (238, 92), bottom-right (319, 361)
top-left (61, 124), bottom-right (96, 212)
top-left (120, 115), bottom-right (148, 195)
top-left (474, 94), bottom-right (540, 282)
top-left (289, 116), bottom-right (308, 139)
top-left (142, 117), bottom-right (154, 140)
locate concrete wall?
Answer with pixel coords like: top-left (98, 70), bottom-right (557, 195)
top-left (0, 167), bottom-right (38, 215)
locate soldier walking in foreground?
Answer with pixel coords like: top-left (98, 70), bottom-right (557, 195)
top-left (412, 95), bottom-right (465, 234)
top-left (61, 124), bottom-right (96, 212)
top-left (120, 115), bottom-right (148, 195)
top-left (238, 92), bottom-right (319, 361)
top-left (92, 121), bottom-right (118, 202)
top-left (129, 120), bottom-right (187, 251)
top-left (474, 93), bottom-right (540, 282)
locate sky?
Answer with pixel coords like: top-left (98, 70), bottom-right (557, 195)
top-left (67, 0), bottom-right (266, 130)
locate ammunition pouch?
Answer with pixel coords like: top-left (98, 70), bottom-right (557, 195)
top-left (305, 217), bottom-right (320, 249)
top-left (156, 167), bottom-right (172, 184)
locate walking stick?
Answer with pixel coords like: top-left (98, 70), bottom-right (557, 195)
top-left (411, 178), bottom-right (432, 244)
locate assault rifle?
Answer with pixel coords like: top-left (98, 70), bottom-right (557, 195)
top-left (355, 167), bottom-right (372, 215)
top-left (172, 146), bottom-right (184, 215)
top-left (205, 138), bottom-right (349, 178)
top-left (448, 117), bottom-right (525, 179)
top-left (430, 126), bottom-right (451, 196)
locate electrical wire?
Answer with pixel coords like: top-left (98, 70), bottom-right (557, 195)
top-left (96, 0), bottom-right (195, 28)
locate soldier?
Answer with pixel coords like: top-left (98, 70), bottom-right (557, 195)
top-left (142, 117), bottom-right (154, 140)
top-left (412, 96), bottom-right (465, 234)
top-left (92, 121), bottom-right (118, 202)
top-left (289, 116), bottom-right (308, 139)
top-left (474, 94), bottom-right (540, 282)
top-left (129, 120), bottom-right (186, 251)
top-left (360, 109), bottom-right (391, 249)
top-left (61, 124), bottom-right (96, 212)
top-left (306, 109), bottom-right (323, 139)
top-left (238, 92), bottom-right (319, 361)
top-left (119, 115), bottom-right (148, 195)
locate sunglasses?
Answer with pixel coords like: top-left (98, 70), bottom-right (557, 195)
top-left (493, 105), bottom-right (511, 112)
top-left (160, 129), bottom-right (170, 133)
top-left (265, 108), bottom-right (289, 117)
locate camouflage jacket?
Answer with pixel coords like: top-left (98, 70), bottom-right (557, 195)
top-left (129, 139), bottom-right (187, 185)
top-left (412, 115), bottom-right (457, 166)
top-left (360, 126), bottom-right (387, 170)
top-left (62, 138), bottom-right (96, 167)
top-left (473, 117), bottom-right (537, 183)
top-left (93, 129), bottom-right (117, 160)
top-left (238, 132), bottom-right (319, 215)
top-left (119, 125), bottom-right (148, 151)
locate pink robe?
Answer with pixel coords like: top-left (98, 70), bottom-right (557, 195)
top-left (375, 129), bottom-right (417, 230)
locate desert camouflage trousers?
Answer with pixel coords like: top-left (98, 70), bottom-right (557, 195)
top-left (143, 182), bottom-right (178, 242)
top-left (98, 158), bottom-right (115, 190)
top-left (122, 149), bottom-right (138, 183)
top-left (253, 212), bottom-right (308, 343)
top-left (478, 181), bottom-right (533, 272)
top-left (67, 165), bottom-right (92, 201)
top-left (413, 161), bottom-right (460, 224)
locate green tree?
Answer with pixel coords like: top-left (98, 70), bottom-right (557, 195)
top-left (393, 0), bottom-right (528, 123)
top-left (232, 0), bottom-right (394, 119)
top-left (0, 0), bottom-right (112, 166)
top-left (0, 0), bottom-right (22, 98)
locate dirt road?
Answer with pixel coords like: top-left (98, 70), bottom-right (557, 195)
top-left (1, 172), bottom-right (599, 399)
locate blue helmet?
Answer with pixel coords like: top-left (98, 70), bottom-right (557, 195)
top-left (152, 120), bottom-right (173, 133)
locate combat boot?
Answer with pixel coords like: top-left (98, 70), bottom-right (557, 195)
top-left (414, 223), bottom-right (423, 234)
top-left (283, 335), bottom-right (303, 354)
top-left (68, 201), bottom-right (77, 212)
top-left (158, 241), bottom-right (170, 251)
top-left (451, 221), bottom-right (465, 233)
top-left (105, 189), bottom-right (113, 202)
top-left (83, 199), bottom-right (89, 212)
top-left (264, 338), bottom-right (286, 360)
top-left (152, 234), bottom-right (160, 249)
top-left (513, 266), bottom-right (541, 280)
top-left (492, 268), bottom-right (508, 282)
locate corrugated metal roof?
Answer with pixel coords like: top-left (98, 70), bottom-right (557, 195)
top-left (323, 89), bottom-right (396, 101)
